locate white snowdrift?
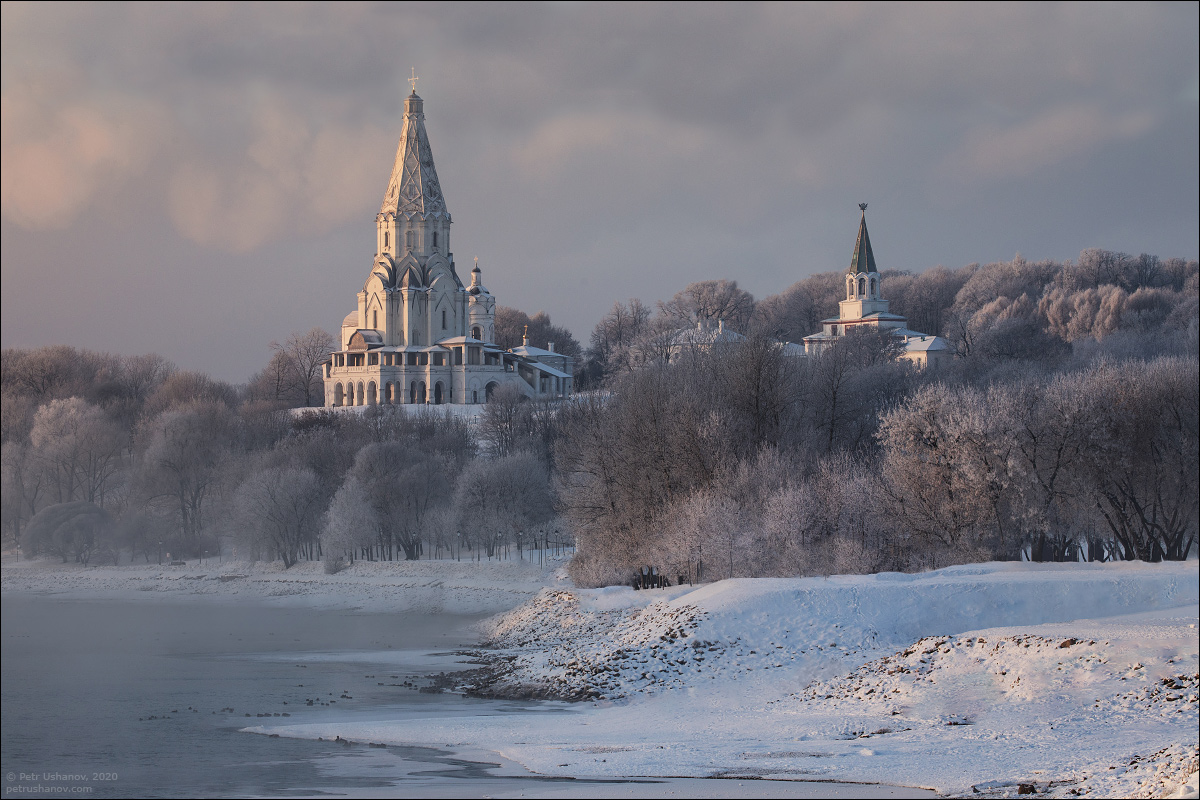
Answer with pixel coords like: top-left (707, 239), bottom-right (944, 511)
top-left (250, 560), bottom-right (1199, 797)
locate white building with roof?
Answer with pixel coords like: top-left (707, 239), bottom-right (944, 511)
top-left (802, 205), bottom-right (952, 369)
top-left (324, 86), bottom-right (574, 407)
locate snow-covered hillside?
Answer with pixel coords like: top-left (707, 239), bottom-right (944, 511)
top-left (256, 561), bottom-right (1199, 797)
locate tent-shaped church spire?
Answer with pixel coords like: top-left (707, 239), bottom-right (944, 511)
top-left (850, 203), bottom-right (877, 274)
top-left (380, 76), bottom-right (448, 219)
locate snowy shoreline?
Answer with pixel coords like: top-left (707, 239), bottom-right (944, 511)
top-left (263, 561), bottom-right (1198, 798)
top-left (0, 554), bottom-right (570, 614)
top-left (6, 558), bottom-right (1198, 797)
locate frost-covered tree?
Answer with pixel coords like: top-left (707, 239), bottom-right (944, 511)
top-left (330, 442), bottom-right (452, 560)
top-left (658, 279), bottom-right (756, 332)
top-left (30, 397), bottom-right (127, 508)
top-left (232, 466), bottom-right (324, 567)
top-left (136, 401), bottom-right (240, 555)
top-left (22, 501), bottom-right (113, 564)
top-left (454, 452), bottom-right (554, 558)
top-left (321, 475), bottom-right (377, 561)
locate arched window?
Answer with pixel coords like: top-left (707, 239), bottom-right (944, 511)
top-left (405, 230), bottom-right (414, 249)
top-left (859, 277), bottom-right (866, 296)
top-left (471, 326), bottom-right (481, 340)
top-left (432, 231), bottom-right (438, 250)
top-left (372, 310), bottom-right (378, 329)
top-left (383, 231), bottom-right (389, 248)
top-left (870, 277), bottom-right (876, 296)
top-left (442, 309), bottom-right (447, 329)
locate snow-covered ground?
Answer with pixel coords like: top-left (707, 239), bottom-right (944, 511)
top-left (250, 561), bottom-right (1198, 798)
top-left (6, 557), bottom-right (1197, 796)
top-left (0, 554), bottom-right (569, 614)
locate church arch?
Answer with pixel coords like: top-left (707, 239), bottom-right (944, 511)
top-left (869, 277), bottom-right (877, 296)
top-left (485, 381), bottom-right (499, 401)
top-left (367, 381), bottom-right (377, 405)
top-left (859, 276), bottom-right (867, 295)
top-left (434, 381), bottom-right (444, 405)
top-left (409, 381), bottom-right (415, 405)
top-left (356, 382), bottom-right (365, 406)
top-left (471, 326), bottom-right (481, 340)
top-left (417, 381), bottom-right (427, 404)
top-left (334, 383), bottom-right (344, 406)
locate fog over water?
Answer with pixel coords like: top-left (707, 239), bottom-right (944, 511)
top-left (0, 597), bottom-right (556, 797)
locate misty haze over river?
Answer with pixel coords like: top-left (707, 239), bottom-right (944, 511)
top-left (2, 597), bottom-right (594, 797)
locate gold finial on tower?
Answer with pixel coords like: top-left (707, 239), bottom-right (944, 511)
top-left (408, 67), bottom-right (419, 94)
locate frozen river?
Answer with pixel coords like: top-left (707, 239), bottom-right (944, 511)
top-left (1, 595), bottom-right (932, 798)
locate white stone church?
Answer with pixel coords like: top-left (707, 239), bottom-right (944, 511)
top-left (323, 88), bottom-right (574, 408)
top-left (802, 204), bottom-right (951, 368)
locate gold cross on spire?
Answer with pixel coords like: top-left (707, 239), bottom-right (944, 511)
top-left (408, 67), bottom-right (419, 94)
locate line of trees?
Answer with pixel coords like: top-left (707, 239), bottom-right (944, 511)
top-left (3, 330), bottom-right (564, 568)
top-left (561, 249), bottom-right (1198, 586)
top-left (4, 248), bottom-right (1196, 582)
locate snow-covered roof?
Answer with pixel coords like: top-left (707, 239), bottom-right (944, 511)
top-left (524, 360), bottom-right (572, 380)
top-left (510, 344), bottom-right (568, 359)
top-left (903, 335), bottom-right (951, 353)
top-left (671, 321), bottom-right (747, 347)
top-left (436, 335), bottom-right (489, 346)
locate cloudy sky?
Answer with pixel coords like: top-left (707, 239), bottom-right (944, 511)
top-left (2, 2), bottom-right (1197, 381)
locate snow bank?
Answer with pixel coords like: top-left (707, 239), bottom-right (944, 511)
top-left (254, 561), bottom-right (1199, 797)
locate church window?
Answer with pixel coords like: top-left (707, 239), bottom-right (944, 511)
top-left (406, 230), bottom-right (415, 249)
top-left (471, 326), bottom-right (481, 340)
top-left (442, 309), bottom-right (447, 329)
top-left (373, 310), bottom-right (378, 328)
top-left (432, 231), bottom-right (438, 250)
top-left (870, 277), bottom-right (876, 295)
top-left (859, 277), bottom-right (866, 295)
top-left (383, 231), bottom-right (389, 248)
